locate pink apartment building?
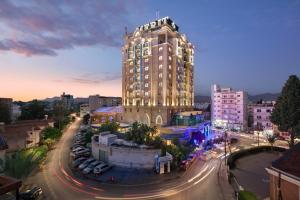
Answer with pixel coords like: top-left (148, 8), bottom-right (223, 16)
top-left (252, 101), bottom-right (275, 135)
top-left (211, 84), bottom-right (248, 131)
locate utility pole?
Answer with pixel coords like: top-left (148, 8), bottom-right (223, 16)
top-left (224, 130), bottom-right (227, 165)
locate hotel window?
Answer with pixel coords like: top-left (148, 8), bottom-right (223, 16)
top-left (159, 73), bottom-right (162, 78)
top-left (159, 64), bottom-right (163, 69)
top-left (159, 47), bottom-right (163, 52)
top-left (169, 74), bottom-right (171, 79)
top-left (129, 69), bottom-right (133, 73)
top-left (145, 66), bottom-right (149, 71)
top-left (145, 92), bottom-right (149, 96)
top-left (169, 47), bottom-right (172, 52)
top-left (130, 61), bottom-right (133, 65)
top-left (145, 83), bottom-right (149, 88)
top-left (159, 82), bottom-right (162, 87)
top-left (169, 56), bottom-right (172, 61)
top-left (169, 65), bottom-right (172, 70)
top-left (145, 58), bottom-right (149, 63)
top-left (159, 56), bottom-right (163, 61)
top-left (145, 75), bottom-right (149, 79)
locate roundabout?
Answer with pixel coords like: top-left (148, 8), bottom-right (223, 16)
top-left (25, 119), bottom-right (234, 200)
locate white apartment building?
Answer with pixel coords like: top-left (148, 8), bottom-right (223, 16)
top-left (252, 101), bottom-right (275, 135)
top-left (80, 104), bottom-right (90, 118)
top-left (211, 84), bottom-right (248, 131)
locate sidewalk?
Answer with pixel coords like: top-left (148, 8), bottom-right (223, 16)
top-left (217, 161), bottom-right (235, 200)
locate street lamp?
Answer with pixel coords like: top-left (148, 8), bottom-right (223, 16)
top-left (224, 120), bottom-right (229, 165)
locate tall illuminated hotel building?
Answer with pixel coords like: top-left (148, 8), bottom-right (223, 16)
top-left (122, 17), bottom-right (194, 126)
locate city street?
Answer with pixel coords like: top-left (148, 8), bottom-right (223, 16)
top-left (24, 119), bottom-right (236, 200)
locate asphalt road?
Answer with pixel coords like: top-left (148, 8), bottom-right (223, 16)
top-left (24, 119), bottom-right (264, 200)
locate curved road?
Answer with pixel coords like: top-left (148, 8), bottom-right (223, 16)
top-left (25, 119), bottom-right (236, 200)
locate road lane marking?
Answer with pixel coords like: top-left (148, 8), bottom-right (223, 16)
top-left (193, 166), bottom-right (215, 185)
top-left (187, 165), bottom-right (208, 183)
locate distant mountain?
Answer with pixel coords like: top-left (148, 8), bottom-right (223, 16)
top-left (194, 95), bottom-right (210, 103)
top-left (195, 93), bottom-right (280, 103)
top-left (43, 96), bottom-right (60, 102)
top-left (248, 93), bottom-right (280, 102)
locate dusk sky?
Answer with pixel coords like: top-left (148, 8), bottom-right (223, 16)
top-left (0, 0), bottom-right (300, 101)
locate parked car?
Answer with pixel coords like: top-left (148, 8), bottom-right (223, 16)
top-left (82, 161), bottom-right (102, 174)
top-left (93, 164), bottom-right (112, 175)
top-left (73, 152), bottom-right (90, 160)
top-left (72, 157), bottom-right (87, 168)
top-left (78, 158), bottom-right (95, 170)
top-left (82, 166), bottom-right (94, 174)
top-left (20, 187), bottom-right (43, 200)
top-left (72, 146), bottom-right (85, 152)
top-left (74, 148), bottom-right (90, 154)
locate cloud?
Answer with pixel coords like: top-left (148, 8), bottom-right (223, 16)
top-left (0, 0), bottom-right (137, 56)
top-left (54, 72), bottom-right (121, 85)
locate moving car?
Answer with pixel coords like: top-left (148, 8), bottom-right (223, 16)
top-left (180, 160), bottom-right (190, 171)
top-left (187, 154), bottom-right (197, 163)
top-left (20, 187), bottom-right (43, 200)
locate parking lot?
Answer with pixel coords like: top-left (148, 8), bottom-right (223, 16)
top-left (70, 126), bottom-right (113, 179)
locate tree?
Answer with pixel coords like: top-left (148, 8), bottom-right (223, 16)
top-left (267, 135), bottom-right (276, 150)
top-left (20, 100), bottom-right (48, 120)
top-left (0, 102), bottom-right (11, 124)
top-left (52, 101), bottom-right (67, 130)
top-left (271, 75), bottom-right (300, 147)
top-left (83, 114), bottom-right (90, 125)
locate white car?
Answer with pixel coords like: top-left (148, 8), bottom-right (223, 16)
top-left (72, 147), bottom-right (85, 152)
top-left (93, 164), bottom-right (112, 175)
top-left (78, 158), bottom-right (95, 170)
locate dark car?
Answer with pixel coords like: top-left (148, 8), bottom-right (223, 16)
top-left (180, 160), bottom-right (190, 171)
top-left (20, 187), bottom-right (43, 200)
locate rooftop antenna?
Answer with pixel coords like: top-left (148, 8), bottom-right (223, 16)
top-left (156, 11), bottom-right (159, 20)
top-left (125, 26), bottom-right (127, 35)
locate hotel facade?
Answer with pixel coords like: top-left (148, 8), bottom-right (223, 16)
top-left (211, 84), bottom-right (248, 131)
top-left (122, 17), bottom-right (194, 126)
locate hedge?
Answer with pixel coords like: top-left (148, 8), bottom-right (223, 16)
top-left (227, 145), bottom-right (286, 170)
top-left (238, 191), bottom-right (258, 200)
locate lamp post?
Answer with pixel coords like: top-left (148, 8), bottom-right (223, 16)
top-left (224, 130), bottom-right (227, 165)
top-left (224, 120), bottom-right (229, 165)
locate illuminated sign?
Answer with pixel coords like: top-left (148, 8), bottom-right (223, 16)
top-left (136, 17), bottom-right (179, 32)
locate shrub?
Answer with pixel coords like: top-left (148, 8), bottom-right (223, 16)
top-left (227, 146), bottom-right (286, 169)
top-left (238, 190), bottom-right (257, 200)
top-left (42, 127), bottom-right (62, 140)
top-left (44, 138), bottom-right (55, 149)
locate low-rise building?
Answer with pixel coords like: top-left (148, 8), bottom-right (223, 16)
top-left (0, 120), bottom-right (54, 152)
top-left (89, 95), bottom-right (122, 112)
top-left (79, 104), bottom-right (89, 118)
top-left (12, 104), bottom-right (21, 122)
top-left (211, 84), bottom-right (248, 131)
top-left (266, 143), bottom-right (300, 200)
top-left (92, 132), bottom-right (162, 169)
top-left (91, 106), bottom-right (123, 124)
